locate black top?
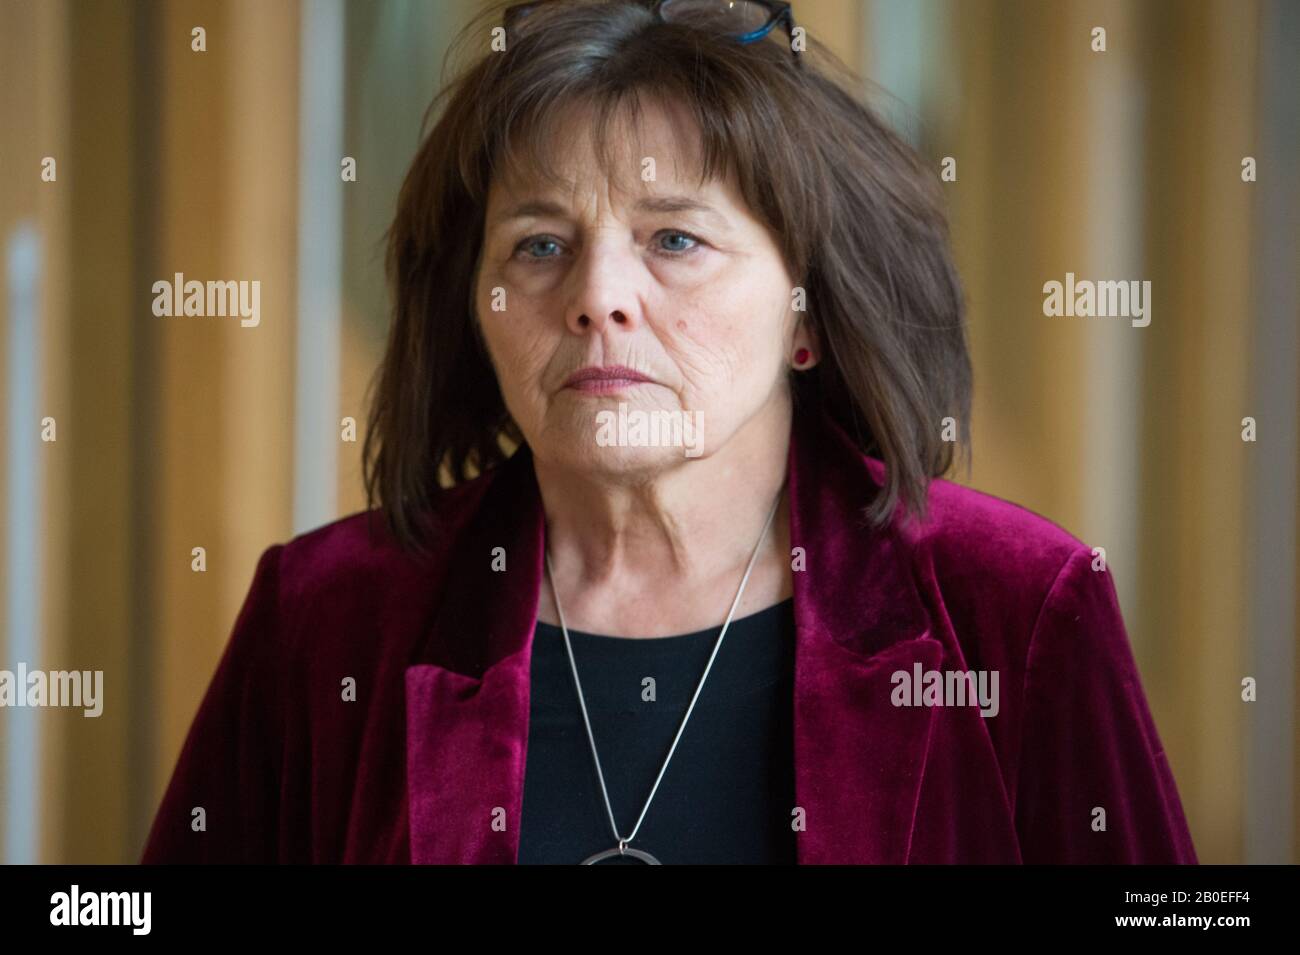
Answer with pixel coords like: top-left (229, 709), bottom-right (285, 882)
top-left (517, 598), bottom-right (797, 864)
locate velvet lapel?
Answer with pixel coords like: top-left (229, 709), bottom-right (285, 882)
top-left (406, 447), bottom-right (546, 864)
top-left (406, 404), bottom-right (940, 864)
top-left (785, 407), bottom-right (940, 863)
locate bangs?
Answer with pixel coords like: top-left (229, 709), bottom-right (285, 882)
top-left (447, 10), bottom-right (822, 278)
top-left (477, 86), bottom-right (729, 208)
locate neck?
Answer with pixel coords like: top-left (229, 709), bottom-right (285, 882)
top-left (532, 394), bottom-right (793, 638)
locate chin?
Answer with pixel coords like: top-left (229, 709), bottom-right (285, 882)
top-left (525, 420), bottom-right (702, 480)
top-left (533, 401), bottom-right (709, 468)
top-left (550, 439), bottom-right (700, 479)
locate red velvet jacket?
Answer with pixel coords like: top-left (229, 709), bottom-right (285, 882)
top-left (141, 404), bottom-right (1197, 864)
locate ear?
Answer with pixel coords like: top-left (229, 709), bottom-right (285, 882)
top-left (792, 316), bottom-right (822, 367)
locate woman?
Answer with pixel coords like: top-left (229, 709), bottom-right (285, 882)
top-left (141, 0), bottom-right (1197, 864)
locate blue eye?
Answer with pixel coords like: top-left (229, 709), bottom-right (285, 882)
top-left (516, 236), bottom-right (562, 260)
top-left (657, 231), bottom-right (699, 254)
top-left (512, 230), bottom-right (702, 263)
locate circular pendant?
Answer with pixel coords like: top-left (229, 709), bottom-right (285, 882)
top-left (580, 844), bottom-right (662, 865)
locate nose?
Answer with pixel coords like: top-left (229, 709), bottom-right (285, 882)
top-left (563, 238), bottom-right (641, 336)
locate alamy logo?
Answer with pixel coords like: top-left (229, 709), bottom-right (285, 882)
top-left (890, 662), bottom-right (1000, 717)
top-left (151, 272), bottom-right (261, 327)
top-left (595, 402), bottom-right (704, 458)
top-left (0, 663), bottom-right (103, 717)
top-left (1042, 272), bottom-right (1151, 327)
top-left (50, 885), bottom-right (151, 935)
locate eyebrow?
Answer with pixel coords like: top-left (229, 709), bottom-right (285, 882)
top-left (489, 195), bottom-right (731, 229)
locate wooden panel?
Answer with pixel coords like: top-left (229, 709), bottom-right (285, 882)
top-left (1134, 0), bottom-right (1254, 864)
top-left (55, 0), bottom-right (140, 864)
top-left (148, 0), bottom-right (235, 858)
top-left (146, 0), bottom-right (300, 862)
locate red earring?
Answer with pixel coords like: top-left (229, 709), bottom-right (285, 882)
top-left (793, 347), bottom-right (811, 368)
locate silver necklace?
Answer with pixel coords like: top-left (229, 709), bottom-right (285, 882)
top-left (543, 482), bottom-right (785, 865)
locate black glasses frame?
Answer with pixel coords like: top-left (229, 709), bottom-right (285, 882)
top-left (503, 0), bottom-right (802, 67)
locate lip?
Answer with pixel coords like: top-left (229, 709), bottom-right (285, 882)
top-left (563, 365), bottom-right (655, 394)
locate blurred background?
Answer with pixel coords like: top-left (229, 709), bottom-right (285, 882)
top-left (0, 0), bottom-right (1295, 864)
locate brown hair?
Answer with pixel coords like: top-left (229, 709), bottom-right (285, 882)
top-left (364, 0), bottom-right (972, 555)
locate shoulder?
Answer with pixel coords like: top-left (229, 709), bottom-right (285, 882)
top-left (224, 468), bottom-right (508, 675)
top-left (876, 461), bottom-right (1117, 667)
top-left (258, 468), bottom-right (499, 616)
top-left (902, 466), bottom-right (1094, 590)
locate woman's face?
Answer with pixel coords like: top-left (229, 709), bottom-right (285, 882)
top-left (473, 97), bottom-right (808, 478)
